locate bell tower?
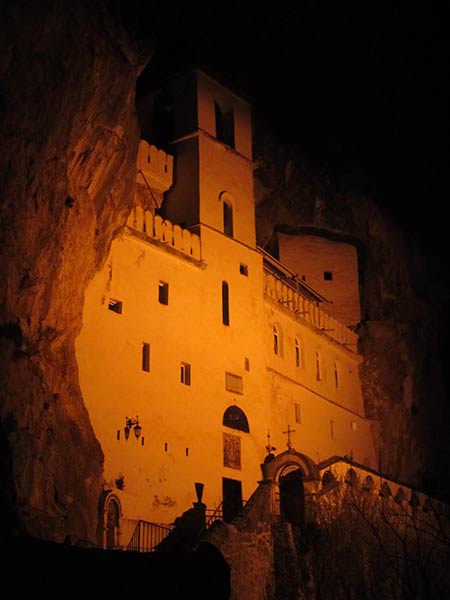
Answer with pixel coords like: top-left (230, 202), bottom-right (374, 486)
top-left (140, 66), bottom-right (256, 248)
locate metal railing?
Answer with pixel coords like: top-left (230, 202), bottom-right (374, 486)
top-left (263, 268), bottom-right (358, 350)
top-left (127, 519), bottom-right (173, 553)
top-left (205, 503), bottom-right (223, 528)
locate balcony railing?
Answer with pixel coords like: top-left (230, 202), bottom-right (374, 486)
top-left (263, 268), bottom-right (358, 350)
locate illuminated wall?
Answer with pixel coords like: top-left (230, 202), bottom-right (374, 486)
top-left (276, 232), bottom-right (361, 328)
top-left (76, 67), bottom-right (377, 543)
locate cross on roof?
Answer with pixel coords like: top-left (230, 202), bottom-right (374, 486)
top-left (283, 424), bottom-right (296, 450)
top-left (265, 429), bottom-right (276, 455)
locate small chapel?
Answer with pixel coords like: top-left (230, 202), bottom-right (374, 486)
top-left (75, 66), bottom-right (419, 550)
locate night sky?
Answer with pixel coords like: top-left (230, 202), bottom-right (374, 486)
top-left (135, 1), bottom-right (450, 416)
top-left (136, 2), bottom-right (448, 256)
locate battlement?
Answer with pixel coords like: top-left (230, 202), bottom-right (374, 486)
top-left (263, 268), bottom-right (359, 351)
top-left (126, 206), bottom-right (202, 261)
top-left (136, 140), bottom-right (173, 192)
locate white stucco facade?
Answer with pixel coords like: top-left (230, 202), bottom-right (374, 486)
top-left (75, 67), bottom-right (377, 545)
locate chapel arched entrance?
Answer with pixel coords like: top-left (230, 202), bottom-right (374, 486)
top-left (278, 464), bottom-right (305, 528)
top-left (106, 497), bottom-right (120, 549)
top-left (98, 491), bottom-right (122, 549)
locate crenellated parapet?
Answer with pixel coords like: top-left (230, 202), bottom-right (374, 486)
top-left (263, 268), bottom-right (359, 351)
top-left (126, 206), bottom-right (202, 261)
top-left (136, 140), bottom-right (173, 192)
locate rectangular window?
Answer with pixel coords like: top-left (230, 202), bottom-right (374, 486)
top-left (142, 342), bottom-right (150, 372)
top-left (294, 403), bottom-right (301, 424)
top-left (108, 298), bottom-right (122, 314)
top-left (222, 281), bottom-right (230, 326)
top-left (158, 281), bottom-right (169, 305)
top-left (215, 102), bottom-right (235, 149)
top-left (324, 271), bottom-right (333, 281)
top-left (351, 420), bottom-right (358, 431)
top-left (180, 362), bottom-right (191, 386)
top-left (225, 372), bottom-right (243, 394)
top-left (330, 419), bottom-right (335, 439)
top-left (239, 263), bottom-right (248, 276)
top-left (244, 357), bottom-right (250, 371)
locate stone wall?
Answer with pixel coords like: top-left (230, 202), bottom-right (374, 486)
top-left (0, 0), bottom-right (153, 542)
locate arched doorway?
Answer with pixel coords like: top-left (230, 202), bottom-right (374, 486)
top-left (105, 496), bottom-right (120, 549)
top-left (279, 464), bottom-right (305, 528)
top-left (98, 491), bottom-right (122, 549)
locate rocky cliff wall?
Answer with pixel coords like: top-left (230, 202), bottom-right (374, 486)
top-left (0, 0), bottom-right (153, 542)
top-left (1, 0), bottom-right (448, 549)
top-left (254, 135), bottom-right (449, 497)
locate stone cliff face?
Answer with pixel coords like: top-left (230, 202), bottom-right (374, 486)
top-left (253, 134), bottom-right (449, 496)
top-left (1, 0), bottom-right (447, 548)
top-left (0, 1), bottom-right (153, 542)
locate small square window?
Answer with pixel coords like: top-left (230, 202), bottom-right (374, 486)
top-left (158, 281), bottom-right (169, 305)
top-left (108, 299), bottom-right (122, 314)
top-left (181, 362), bottom-right (191, 386)
top-left (324, 271), bottom-right (333, 281)
top-left (239, 263), bottom-right (248, 276)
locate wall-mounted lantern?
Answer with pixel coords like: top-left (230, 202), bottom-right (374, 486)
top-left (124, 416), bottom-right (142, 441)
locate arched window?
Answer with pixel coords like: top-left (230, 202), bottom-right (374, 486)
top-left (379, 481), bottom-right (392, 499)
top-left (219, 192), bottom-right (234, 238)
top-left (395, 488), bottom-right (405, 505)
top-left (295, 338), bottom-right (301, 367)
top-left (222, 281), bottom-right (230, 326)
top-left (345, 468), bottom-right (358, 485)
top-left (223, 406), bottom-right (250, 432)
top-left (315, 350), bottom-right (322, 381)
top-left (334, 361), bottom-right (339, 388)
top-left (223, 200), bottom-right (233, 237)
top-left (363, 475), bottom-right (375, 493)
top-left (322, 470), bottom-right (335, 487)
top-left (273, 324), bottom-right (283, 356)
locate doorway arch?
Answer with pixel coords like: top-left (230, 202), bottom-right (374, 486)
top-left (260, 448), bottom-right (320, 525)
top-left (98, 490), bottom-right (122, 549)
top-left (278, 464), bottom-right (305, 527)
